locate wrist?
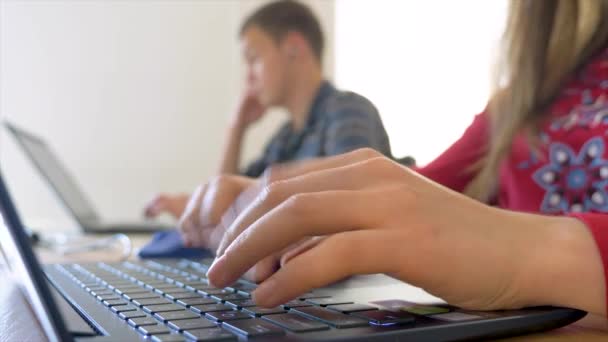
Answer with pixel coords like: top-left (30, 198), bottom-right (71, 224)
top-left (515, 214), bottom-right (606, 315)
top-left (229, 119), bottom-right (247, 135)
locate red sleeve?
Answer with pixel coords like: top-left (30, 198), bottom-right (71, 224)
top-left (569, 213), bottom-right (608, 313)
top-left (414, 112), bottom-right (490, 192)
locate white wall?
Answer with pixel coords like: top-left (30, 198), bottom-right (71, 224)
top-left (0, 0), bottom-right (334, 231)
top-left (334, 0), bottom-right (507, 165)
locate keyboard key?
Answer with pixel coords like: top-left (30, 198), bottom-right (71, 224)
top-left (91, 290), bottom-right (115, 297)
top-left (124, 292), bottom-right (162, 300)
top-left (242, 306), bottom-right (286, 316)
top-left (180, 281), bottom-right (210, 288)
top-left (156, 287), bottom-right (189, 295)
top-left (401, 305), bottom-right (451, 316)
top-left (108, 281), bottom-right (136, 287)
top-left (133, 298), bottom-right (173, 307)
top-left (97, 295), bottom-right (121, 302)
top-left (116, 288), bottom-right (150, 296)
top-left (184, 284), bottom-right (216, 292)
top-left (138, 324), bottom-right (171, 336)
top-left (103, 299), bottom-right (129, 307)
top-left (183, 328), bottom-right (236, 341)
top-left (111, 304), bottom-right (139, 313)
top-left (113, 284), bottom-right (144, 289)
top-left (151, 333), bottom-right (186, 342)
top-left (176, 297), bottom-right (217, 307)
top-left (211, 293), bottom-right (250, 303)
top-left (167, 318), bottom-right (218, 331)
top-left (152, 283), bottom-right (180, 289)
top-left (306, 298), bottom-right (353, 306)
top-left (263, 313), bottom-right (330, 332)
top-left (85, 286), bottom-right (106, 292)
top-left (165, 277), bottom-right (192, 284)
top-left (154, 310), bottom-right (200, 322)
top-left (282, 300), bottom-right (313, 309)
top-left (165, 292), bottom-right (202, 301)
top-left (351, 310), bottom-right (415, 326)
top-left (119, 310), bottom-right (147, 320)
top-left (174, 279), bottom-right (200, 287)
top-left (327, 303), bottom-right (379, 313)
top-left (140, 280), bottom-right (168, 287)
top-left (190, 304), bottom-right (233, 314)
top-left (298, 293), bottom-right (330, 300)
top-left (128, 316), bottom-right (159, 327)
top-left (225, 282), bottom-right (257, 293)
top-left (291, 307), bottom-right (369, 328)
top-left (223, 318), bottom-right (284, 338)
top-left (196, 288), bottom-right (228, 296)
top-left (226, 299), bottom-right (257, 309)
top-left (143, 304), bottom-right (186, 314)
top-left (205, 310), bottom-right (252, 322)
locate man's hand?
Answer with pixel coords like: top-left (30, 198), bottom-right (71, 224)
top-left (233, 89), bottom-right (266, 129)
top-left (143, 193), bottom-right (190, 219)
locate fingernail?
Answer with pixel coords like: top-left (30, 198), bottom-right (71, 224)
top-left (252, 278), bottom-right (278, 307)
top-left (207, 255), bottom-right (229, 286)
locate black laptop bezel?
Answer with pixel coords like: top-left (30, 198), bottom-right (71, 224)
top-left (0, 170), bottom-right (73, 342)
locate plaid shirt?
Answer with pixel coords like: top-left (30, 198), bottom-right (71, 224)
top-left (243, 81), bottom-right (391, 177)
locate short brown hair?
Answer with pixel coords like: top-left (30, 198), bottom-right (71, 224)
top-left (240, 0), bottom-right (324, 63)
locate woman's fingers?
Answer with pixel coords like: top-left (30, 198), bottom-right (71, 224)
top-left (280, 236), bottom-right (325, 267)
top-left (251, 230), bottom-right (398, 307)
top-left (263, 148), bottom-right (384, 183)
top-left (207, 188), bottom-right (388, 288)
top-left (215, 157), bottom-right (401, 256)
top-left (199, 175), bottom-right (254, 227)
top-left (176, 175), bottom-right (255, 249)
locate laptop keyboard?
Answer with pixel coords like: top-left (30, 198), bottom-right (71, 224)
top-left (59, 259), bottom-right (421, 341)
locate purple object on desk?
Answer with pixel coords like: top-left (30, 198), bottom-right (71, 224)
top-left (138, 230), bottom-right (213, 259)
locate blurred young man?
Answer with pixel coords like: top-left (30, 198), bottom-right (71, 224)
top-left (144, 0), bottom-right (391, 219)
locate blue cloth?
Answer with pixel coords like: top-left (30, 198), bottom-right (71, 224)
top-left (243, 81), bottom-right (392, 177)
top-left (138, 230), bottom-right (213, 259)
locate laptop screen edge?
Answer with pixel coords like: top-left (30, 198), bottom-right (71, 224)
top-left (0, 169), bottom-right (73, 342)
top-left (3, 121), bottom-right (100, 227)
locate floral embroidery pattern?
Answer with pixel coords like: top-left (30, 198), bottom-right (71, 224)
top-left (533, 137), bottom-right (608, 213)
top-left (550, 94), bottom-right (608, 131)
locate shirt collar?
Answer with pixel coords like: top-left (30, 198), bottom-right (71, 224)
top-left (306, 80), bottom-right (335, 128)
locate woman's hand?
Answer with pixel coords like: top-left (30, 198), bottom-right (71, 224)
top-left (206, 149), bottom-right (606, 316)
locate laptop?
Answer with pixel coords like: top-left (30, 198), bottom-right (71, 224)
top-left (0, 170), bottom-right (587, 341)
top-left (4, 121), bottom-right (170, 233)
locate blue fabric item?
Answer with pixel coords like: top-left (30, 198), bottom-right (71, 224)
top-left (138, 230), bottom-right (213, 259)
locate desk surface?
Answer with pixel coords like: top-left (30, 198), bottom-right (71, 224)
top-left (2, 232), bottom-right (608, 342)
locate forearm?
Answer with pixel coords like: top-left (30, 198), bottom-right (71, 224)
top-left (519, 215), bottom-right (606, 316)
top-left (218, 123), bottom-right (246, 174)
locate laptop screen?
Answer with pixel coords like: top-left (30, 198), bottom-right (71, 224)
top-left (0, 170), bottom-right (72, 342)
top-left (5, 122), bottom-right (99, 223)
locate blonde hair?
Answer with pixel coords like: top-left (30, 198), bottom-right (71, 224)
top-left (464, 0), bottom-right (608, 202)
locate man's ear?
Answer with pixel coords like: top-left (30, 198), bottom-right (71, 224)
top-left (281, 31), bottom-right (305, 59)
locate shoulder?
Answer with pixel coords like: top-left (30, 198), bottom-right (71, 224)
top-left (322, 87), bottom-right (380, 121)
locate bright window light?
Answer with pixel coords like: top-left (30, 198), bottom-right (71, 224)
top-left (335, 0), bottom-right (507, 165)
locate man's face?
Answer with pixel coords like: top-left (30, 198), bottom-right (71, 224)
top-left (240, 26), bottom-right (289, 107)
